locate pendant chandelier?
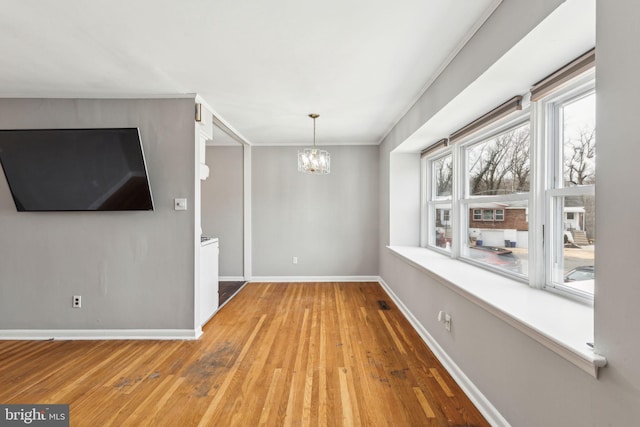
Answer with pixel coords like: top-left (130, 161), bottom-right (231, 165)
top-left (298, 113), bottom-right (330, 174)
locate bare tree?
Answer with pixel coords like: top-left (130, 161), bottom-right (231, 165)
top-left (509, 129), bottom-right (530, 191)
top-left (565, 127), bottom-right (596, 186)
top-left (469, 138), bottom-right (509, 195)
top-left (468, 126), bottom-right (530, 195)
top-left (435, 156), bottom-right (453, 197)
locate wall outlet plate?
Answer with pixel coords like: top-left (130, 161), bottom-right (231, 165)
top-left (174, 198), bottom-right (187, 211)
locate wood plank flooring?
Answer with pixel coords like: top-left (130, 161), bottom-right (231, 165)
top-left (0, 282), bottom-right (489, 426)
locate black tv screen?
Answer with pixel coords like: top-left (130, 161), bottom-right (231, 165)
top-left (0, 128), bottom-right (154, 211)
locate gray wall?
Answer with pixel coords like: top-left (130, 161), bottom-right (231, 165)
top-left (378, 0), bottom-right (640, 425)
top-left (0, 98), bottom-right (196, 330)
top-left (594, 0), bottom-right (640, 424)
top-left (201, 145), bottom-right (244, 277)
top-left (253, 145), bottom-right (378, 277)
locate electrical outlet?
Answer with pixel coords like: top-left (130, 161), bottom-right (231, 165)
top-left (73, 295), bottom-right (82, 308)
top-left (174, 198), bottom-right (187, 211)
top-left (292, 256), bottom-right (298, 264)
top-left (444, 313), bottom-right (452, 332)
top-left (438, 310), bottom-right (452, 332)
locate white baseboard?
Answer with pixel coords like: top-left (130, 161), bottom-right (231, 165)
top-left (377, 277), bottom-right (509, 427)
top-left (249, 275), bottom-right (380, 283)
top-left (0, 328), bottom-right (202, 341)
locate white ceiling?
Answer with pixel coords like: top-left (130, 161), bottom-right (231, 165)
top-left (395, 0), bottom-right (596, 153)
top-left (0, 0), bottom-right (500, 146)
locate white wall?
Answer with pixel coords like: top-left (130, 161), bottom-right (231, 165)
top-left (593, 0), bottom-right (640, 424)
top-left (201, 145), bottom-right (244, 277)
top-left (379, 0), bottom-right (640, 425)
top-left (252, 145), bottom-right (379, 277)
top-left (0, 98), bottom-right (197, 331)
top-left (389, 153), bottom-right (421, 246)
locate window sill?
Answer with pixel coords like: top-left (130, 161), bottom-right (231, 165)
top-left (387, 245), bottom-right (607, 377)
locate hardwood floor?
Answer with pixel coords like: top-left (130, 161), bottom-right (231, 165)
top-left (0, 282), bottom-right (489, 426)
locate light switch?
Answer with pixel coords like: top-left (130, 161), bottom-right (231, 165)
top-left (174, 198), bottom-right (187, 211)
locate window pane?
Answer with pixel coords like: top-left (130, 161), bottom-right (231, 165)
top-left (466, 201), bottom-right (528, 276)
top-left (467, 123), bottom-right (530, 196)
top-left (433, 155), bottom-right (453, 199)
top-left (482, 209), bottom-right (494, 221)
top-left (551, 194), bottom-right (595, 295)
top-left (434, 207), bottom-right (452, 251)
top-left (562, 93), bottom-right (596, 187)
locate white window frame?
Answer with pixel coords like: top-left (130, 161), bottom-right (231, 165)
top-left (422, 150), bottom-right (455, 254)
top-left (537, 73), bottom-right (596, 302)
top-left (458, 114), bottom-right (530, 280)
top-left (420, 72), bottom-right (596, 304)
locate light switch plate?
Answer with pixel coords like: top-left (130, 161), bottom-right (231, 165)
top-left (174, 198), bottom-right (187, 211)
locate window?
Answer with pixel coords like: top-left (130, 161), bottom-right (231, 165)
top-left (424, 153), bottom-right (453, 251)
top-left (419, 58), bottom-right (595, 301)
top-left (461, 120), bottom-right (530, 276)
top-left (466, 122), bottom-right (531, 197)
top-left (470, 208), bottom-right (506, 222)
top-left (544, 86), bottom-right (596, 298)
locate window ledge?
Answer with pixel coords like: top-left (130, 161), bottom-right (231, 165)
top-left (387, 245), bottom-right (607, 378)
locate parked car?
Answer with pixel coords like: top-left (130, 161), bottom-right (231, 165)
top-left (563, 266), bottom-right (595, 294)
top-left (469, 246), bottom-right (522, 273)
top-left (564, 266), bottom-right (595, 282)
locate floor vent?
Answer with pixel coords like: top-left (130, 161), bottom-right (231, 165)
top-left (377, 300), bottom-right (391, 310)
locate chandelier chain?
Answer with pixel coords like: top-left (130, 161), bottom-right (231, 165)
top-left (309, 113), bottom-right (319, 149)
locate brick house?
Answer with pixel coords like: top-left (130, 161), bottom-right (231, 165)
top-left (468, 205), bottom-right (528, 231)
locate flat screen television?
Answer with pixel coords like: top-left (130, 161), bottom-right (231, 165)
top-left (0, 128), bottom-right (154, 211)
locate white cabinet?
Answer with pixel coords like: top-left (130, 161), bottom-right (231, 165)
top-left (200, 238), bottom-right (219, 325)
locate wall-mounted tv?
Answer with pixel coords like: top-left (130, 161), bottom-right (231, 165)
top-left (0, 128), bottom-right (154, 211)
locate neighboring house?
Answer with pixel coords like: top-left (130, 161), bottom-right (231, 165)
top-left (564, 207), bottom-right (585, 231)
top-left (468, 204), bottom-right (528, 231)
top-left (464, 202), bottom-right (591, 248)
